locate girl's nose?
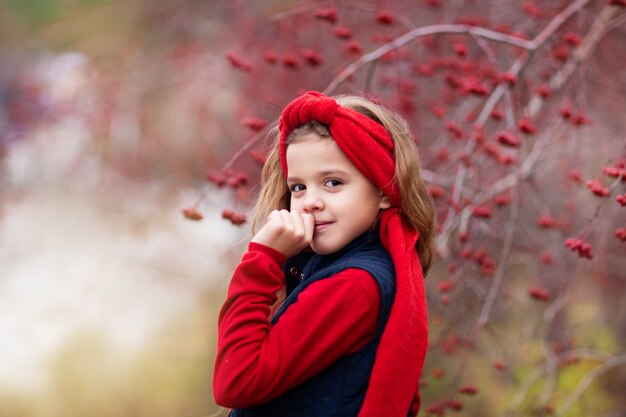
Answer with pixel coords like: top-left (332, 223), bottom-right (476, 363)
top-left (302, 192), bottom-right (324, 213)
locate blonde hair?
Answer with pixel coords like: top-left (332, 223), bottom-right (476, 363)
top-left (251, 95), bottom-right (436, 275)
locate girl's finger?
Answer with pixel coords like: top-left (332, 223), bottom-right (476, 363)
top-left (301, 213), bottom-right (314, 241)
top-left (279, 209), bottom-right (293, 231)
top-left (267, 209), bottom-right (283, 224)
top-left (290, 210), bottom-right (306, 238)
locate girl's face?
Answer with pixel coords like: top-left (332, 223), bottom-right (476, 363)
top-left (286, 132), bottom-right (390, 255)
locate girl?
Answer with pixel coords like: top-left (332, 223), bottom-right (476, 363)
top-left (213, 91), bottom-right (436, 417)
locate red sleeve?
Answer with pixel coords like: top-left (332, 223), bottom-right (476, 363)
top-left (213, 242), bottom-right (381, 409)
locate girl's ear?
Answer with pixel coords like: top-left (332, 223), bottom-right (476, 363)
top-left (379, 193), bottom-right (391, 210)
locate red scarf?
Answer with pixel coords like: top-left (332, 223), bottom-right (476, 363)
top-left (279, 91), bottom-right (428, 417)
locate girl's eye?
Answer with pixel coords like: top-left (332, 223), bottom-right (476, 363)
top-left (290, 184), bottom-right (305, 192)
top-left (325, 179), bottom-right (343, 188)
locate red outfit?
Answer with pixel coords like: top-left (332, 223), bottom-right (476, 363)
top-left (213, 242), bottom-right (381, 408)
top-left (279, 91), bottom-right (428, 417)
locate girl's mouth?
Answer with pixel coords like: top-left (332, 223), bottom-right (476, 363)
top-left (314, 221), bottom-right (333, 232)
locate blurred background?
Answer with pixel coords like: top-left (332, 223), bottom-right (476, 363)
top-left (1, 1), bottom-right (246, 416)
top-left (1, 1), bottom-right (625, 416)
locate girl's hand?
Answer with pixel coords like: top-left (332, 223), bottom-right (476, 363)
top-left (251, 210), bottom-right (314, 258)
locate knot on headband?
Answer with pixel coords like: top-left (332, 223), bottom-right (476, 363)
top-left (280, 91), bottom-right (339, 128)
top-left (279, 91), bottom-right (401, 206)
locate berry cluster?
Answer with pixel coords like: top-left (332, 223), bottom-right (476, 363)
top-left (529, 286), bottom-right (551, 301)
top-left (207, 170), bottom-right (249, 189)
top-left (496, 131), bottom-right (521, 147)
top-left (181, 207), bottom-right (203, 221)
top-left (586, 179), bottom-right (609, 197)
top-left (564, 238), bottom-right (593, 259)
top-left (222, 209), bottom-right (246, 226)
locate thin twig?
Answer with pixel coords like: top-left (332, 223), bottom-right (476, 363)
top-left (555, 354), bottom-right (626, 416)
top-left (476, 182), bottom-right (519, 327)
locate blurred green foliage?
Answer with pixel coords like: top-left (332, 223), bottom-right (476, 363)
top-left (4, 0), bottom-right (111, 27)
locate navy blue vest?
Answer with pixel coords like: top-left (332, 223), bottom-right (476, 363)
top-left (229, 230), bottom-right (396, 417)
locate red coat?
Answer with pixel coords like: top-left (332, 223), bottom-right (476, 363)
top-left (213, 242), bottom-right (381, 408)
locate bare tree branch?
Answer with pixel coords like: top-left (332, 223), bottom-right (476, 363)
top-left (323, 24), bottom-right (533, 94)
top-left (477, 183), bottom-right (519, 327)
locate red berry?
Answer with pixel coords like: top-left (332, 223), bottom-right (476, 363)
top-left (263, 51), bottom-right (277, 64)
top-left (500, 72), bottom-right (517, 86)
top-left (586, 179), bottom-right (609, 197)
top-left (551, 44), bottom-right (570, 61)
top-left (564, 31), bottom-right (582, 46)
top-left (242, 116), bottom-right (267, 132)
top-left (432, 105), bottom-right (445, 118)
top-left (413, 63), bottom-right (434, 76)
top-left (462, 78), bottom-right (489, 96)
top-left (498, 153), bottom-right (518, 165)
top-left (431, 368), bottom-right (446, 379)
top-left (332, 27), bottom-right (353, 39)
top-left (375, 10), bottom-right (395, 25)
top-left (437, 279), bottom-right (455, 293)
top-left (536, 85), bottom-right (551, 98)
top-left (540, 251), bottom-right (554, 265)
top-left (301, 49), bottom-right (323, 66)
top-left (565, 238), bottom-right (593, 259)
top-left (518, 117), bottom-right (536, 134)
top-left (182, 207), bottom-right (203, 221)
top-left (345, 40), bottom-right (363, 55)
top-left (282, 53), bottom-right (300, 69)
top-left (496, 131), bottom-right (521, 147)
top-left (491, 108), bottom-right (504, 120)
top-left (568, 170), bottom-right (583, 184)
top-left (537, 215), bottom-right (558, 228)
top-left (472, 206), bottom-right (492, 218)
top-left (459, 385), bottom-right (478, 395)
top-left (447, 399), bottom-right (463, 411)
top-left (428, 184), bottom-right (446, 199)
top-left (427, 404), bottom-right (445, 416)
top-left (494, 194), bottom-right (511, 206)
top-left (529, 286), bottom-right (550, 301)
top-left (206, 171), bottom-right (226, 187)
top-left (453, 42), bottom-right (467, 57)
top-left (603, 166), bottom-right (626, 181)
top-left (314, 7), bottom-right (338, 23)
top-left (493, 360), bottom-right (508, 371)
top-left (225, 52), bottom-right (252, 71)
top-left (446, 122), bottom-right (464, 139)
top-left (222, 209), bottom-right (247, 226)
top-left (522, 1), bottom-right (542, 17)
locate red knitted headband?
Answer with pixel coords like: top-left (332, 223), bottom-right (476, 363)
top-left (278, 91), bottom-right (401, 206)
